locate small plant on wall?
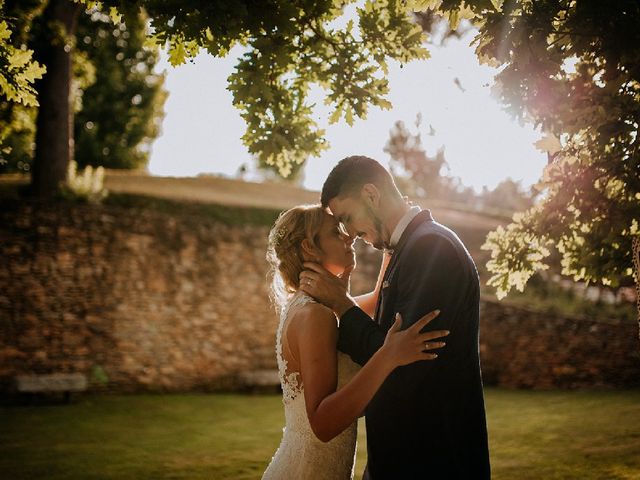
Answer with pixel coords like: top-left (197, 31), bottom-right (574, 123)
top-left (60, 160), bottom-right (108, 204)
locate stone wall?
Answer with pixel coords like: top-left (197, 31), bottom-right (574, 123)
top-left (479, 300), bottom-right (640, 389)
top-left (1, 197), bottom-right (638, 393)
top-left (1, 198), bottom-right (276, 392)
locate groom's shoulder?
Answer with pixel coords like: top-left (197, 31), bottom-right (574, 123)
top-left (408, 220), bottom-right (467, 255)
top-left (399, 221), bottom-right (475, 273)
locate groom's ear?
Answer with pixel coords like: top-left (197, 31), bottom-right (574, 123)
top-left (361, 183), bottom-right (381, 208)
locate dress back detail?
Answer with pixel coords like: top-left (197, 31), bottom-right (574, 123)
top-left (262, 291), bottom-right (360, 480)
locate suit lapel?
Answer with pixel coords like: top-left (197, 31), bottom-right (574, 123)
top-left (373, 209), bottom-right (434, 323)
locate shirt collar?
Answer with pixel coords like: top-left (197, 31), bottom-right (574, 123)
top-left (389, 206), bottom-right (422, 249)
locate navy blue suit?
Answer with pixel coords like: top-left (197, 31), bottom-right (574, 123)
top-left (337, 210), bottom-right (490, 479)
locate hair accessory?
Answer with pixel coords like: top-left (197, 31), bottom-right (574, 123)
top-left (274, 226), bottom-right (287, 245)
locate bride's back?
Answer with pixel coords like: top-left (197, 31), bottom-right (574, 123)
top-left (262, 291), bottom-right (359, 480)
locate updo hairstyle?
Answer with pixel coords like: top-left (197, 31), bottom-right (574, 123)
top-left (266, 204), bottom-right (325, 309)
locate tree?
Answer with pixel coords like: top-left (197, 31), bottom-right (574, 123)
top-left (384, 114), bottom-right (449, 198)
top-left (30, 0), bottom-right (82, 197)
top-left (1, 0), bottom-right (483, 195)
top-left (141, 0), bottom-right (431, 177)
top-left (0, 103), bottom-right (36, 172)
top-left (413, 5), bottom-right (473, 45)
top-left (384, 114), bottom-right (485, 207)
top-left (478, 178), bottom-right (535, 213)
top-left (3, 0), bottom-right (636, 325)
top-left (0, 0), bottom-right (46, 170)
top-left (423, 0), bottom-right (639, 328)
top-left (0, 6), bottom-right (166, 174)
top-left (2, 0), bottom-right (443, 195)
top-left (384, 114), bottom-right (536, 213)
top-left (73, 10), bottom-right (167, 170)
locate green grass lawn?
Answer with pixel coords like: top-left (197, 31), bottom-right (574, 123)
top-left (1, 389), bottom-right (639, 479)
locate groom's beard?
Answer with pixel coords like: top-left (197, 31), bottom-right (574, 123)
top-left (366, 205), bottom-right (390, 251)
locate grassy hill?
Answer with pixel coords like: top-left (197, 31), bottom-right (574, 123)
top-left (1, 170), bottom-right (506, 260)
top-left (101, 171), bottom-right (507, 230)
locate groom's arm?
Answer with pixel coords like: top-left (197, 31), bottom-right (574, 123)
top-left (396, 235), bottom-right (467, 332)
top-left (336, 235), bottom-right (467, 367)
top-left (391, 234), bottom-right (471, 387)
top-left (336, 306), bottom-right (386, 366)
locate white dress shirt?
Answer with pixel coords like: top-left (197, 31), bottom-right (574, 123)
top-left (389, 205), bottom-right (422, 249)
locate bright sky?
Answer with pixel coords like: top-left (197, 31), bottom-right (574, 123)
top-left (148, 24), bottom-right (547, 193)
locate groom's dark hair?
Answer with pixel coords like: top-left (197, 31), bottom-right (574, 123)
top-left (321, 155), bottom-right (398, 208)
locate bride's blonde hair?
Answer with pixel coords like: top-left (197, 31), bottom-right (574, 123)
top-left (266, 204), bottom-right (326, 310)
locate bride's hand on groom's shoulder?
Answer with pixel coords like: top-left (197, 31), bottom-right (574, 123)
top-left (381, 311), bottom-right (449, 367)
top-left (299, 262), bottom-right (356, 317)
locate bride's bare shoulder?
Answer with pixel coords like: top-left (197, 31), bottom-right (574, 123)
top-left (289, 300), bottom-right (337, 334)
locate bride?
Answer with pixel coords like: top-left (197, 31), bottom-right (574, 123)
top-left (263, 204), bottom-right (449, 479)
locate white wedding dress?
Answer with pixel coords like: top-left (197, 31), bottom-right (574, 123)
top-left (263, 291), bottom-right (360, 480)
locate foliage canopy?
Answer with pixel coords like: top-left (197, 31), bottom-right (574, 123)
top-left (0, 0), bottom-right (637, 300)
top-left (0, 0), bottom-right (46, 108)
top-left (428, 0), bottom-right (639, 297)
top-left (90, 0), bottom-right (436, 176)
top-left (125, 0), bottom-right (638, 297)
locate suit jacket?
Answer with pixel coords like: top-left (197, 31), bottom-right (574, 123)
top-left (337, 210), bottom-right (490, 479)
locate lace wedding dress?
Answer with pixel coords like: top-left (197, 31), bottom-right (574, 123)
top-left (263, 291), bottom-right (361, 480)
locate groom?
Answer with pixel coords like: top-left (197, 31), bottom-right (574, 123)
top-left (300, 156), bottom-right (490, 479)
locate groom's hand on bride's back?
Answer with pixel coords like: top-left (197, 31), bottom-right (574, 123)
top-left (299, 262), bottom-right (356, 317)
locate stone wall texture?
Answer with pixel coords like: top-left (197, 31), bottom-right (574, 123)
top-left (1, 197), bottom-right (639, 393)
top-left (479, 301), bottom-right (640, 388)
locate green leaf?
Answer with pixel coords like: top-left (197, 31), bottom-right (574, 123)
top-left (167, 40), bottom-right (187, 66)
top-left (345, 106), bottom-right (353, 126)
top-left (108, 7), bottom-right (122, 24)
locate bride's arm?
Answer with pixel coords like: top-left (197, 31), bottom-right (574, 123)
top-left (352, 251), bottom-right (391, 317)
top-left (291, 303), bottom-right (446, 443)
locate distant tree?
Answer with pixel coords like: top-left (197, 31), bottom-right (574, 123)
top-left (238, 155), bottom-right (306, 187)
top-left (73, 10), bottom-right (167, 170)
top-left (478, 178), bottom-right (536, 214)
top-left (384, 115), bottom-right (448, 199)
top-left (384, 114), bottom-right (482, 207)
